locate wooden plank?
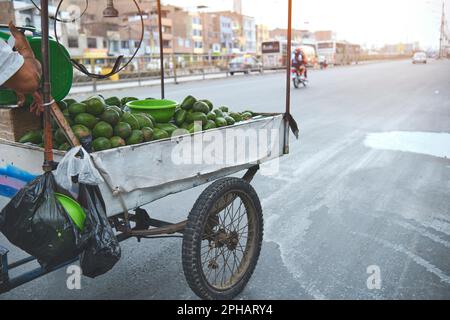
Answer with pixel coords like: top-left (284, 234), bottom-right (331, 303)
top-left (50, 102), bottom-right (80, 147)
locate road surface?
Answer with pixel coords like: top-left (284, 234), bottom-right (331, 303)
top-left (1, 59), bottom-right (450, 299)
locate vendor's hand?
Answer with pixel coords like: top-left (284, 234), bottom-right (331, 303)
top-left (29, 91), bottom-right (44, 116)
top-left (4, 22), bottom-right (42, 106)
top-left (8, 22), bottom-right (34, 58)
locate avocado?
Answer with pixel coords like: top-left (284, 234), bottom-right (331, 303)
top-left (121, 112), bottom-right (140, 130)
top-left (203, 120), bottom-right (217, 130)
top-left (199, 99), bottom-right (213, 111)
top-left (93, 121), bottom-right (114, 139)
top-left (241, 112), bottom-right (253, 120)
top-left (58, 142), bottom-right (71, 151)
top-left (224, 116), bottom-right (236, 126)
top-left (141, 127), bottom-right (154, 142)
top-left (143, 113), bottom-right (156, 126)
top-left (121, 97), bottom-right (139, 107)
top-left (57, 100), bottom-right (68, 111)
top-left (219, 106), bottom-right (229, 113)
top-left (134, 114), bottom-right (154, 129)
top-left (229, 112), bottom-right (243, 122)
top-left (85, 96), bottom-right (106, 116)
top-left (207, 112), bottom-right (216, 121)
top-left (186, 112), bottom-right (208, 125)
top-left (54, 128), bottom-right (68, 145)
top-left (126, 130), bottom-right (144, 145)
top-left (19, 130), bottom-right (43, 144)
top-left (100, 109), bottom-right (120, 126)
top-left (105, 96), bottom-right (121, 108)
top-left (71, 124), bottom-right (91, 139)
top-left (68, 102), bottom-right (87, 118)
top-left (215, 117), bottom-right (228, 127)
top-left (155, 123), bottom-right (178, 136)
top-left (110, 136), bottom-right (126, 148)
top-left (74, 113), bottom-right (99, 129)
top-left (153, 128), bottom-right (169, 140)
top-left (175, 109), bottom-right (187, 126)
top-left (188, 122), bottom-right (203, 134)
top-left (180, 95), bottom-right (197, 110)
top-left (192, 101), bottom-right (210, 114)
top-left (92, 137), bottom-right (112, 152)
top-left (114, 122), bottom-right (132, 139)
top-left (63, 98), bottom-right (77, 107)
top-left (213, 109), bottom-right (224, 118)
top-left (107, 105), bottom-right (123, 117)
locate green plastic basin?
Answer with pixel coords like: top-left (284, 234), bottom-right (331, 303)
top-left (0, 31), bottom-right (73, 105)
top-left (127, 99), bottom-right (178, 123)
top-left (55, 193), bottom-right (86, 231)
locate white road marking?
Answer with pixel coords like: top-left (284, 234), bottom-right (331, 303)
top-left (352, 231), bottom-right (450, 285)
top-left (364, 131), bottom-right (450, 159)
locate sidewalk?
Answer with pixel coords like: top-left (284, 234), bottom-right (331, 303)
top-left (69, 59), bottom-right (404, 95)
top-left (70, 71), bottom-right (268, 95)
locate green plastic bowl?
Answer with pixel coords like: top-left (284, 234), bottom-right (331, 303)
top-left (127, 99), bottom-right (178, 123)
top-left (55, 193), bottom-right (86, 231)
top-left (0, 31), bottom-right (73, 105)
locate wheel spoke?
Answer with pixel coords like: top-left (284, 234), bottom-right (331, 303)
top-left (190, 183), bottom-right (261, 295)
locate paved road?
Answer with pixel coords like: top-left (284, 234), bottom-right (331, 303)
top-left (2, 59), bottom-right (450, 300)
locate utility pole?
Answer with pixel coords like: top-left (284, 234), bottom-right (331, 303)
top-left (439, 1), bottom-right (446, 58)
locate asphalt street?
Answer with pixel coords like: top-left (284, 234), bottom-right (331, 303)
top-left (1, 59), bottom-right (450, 299)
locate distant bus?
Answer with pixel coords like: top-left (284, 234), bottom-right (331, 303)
top-left (317, 41), bottom-right (361, 65)
top-left (261, 40), bottom-right (317, 69)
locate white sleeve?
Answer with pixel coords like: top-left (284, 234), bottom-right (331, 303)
top-left (0, 39), bottom-right (25, 87)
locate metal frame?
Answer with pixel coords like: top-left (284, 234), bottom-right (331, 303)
top-left (0, 0), bottom-right (295, 295)
top-left (0, 165), bottom-right (259, 294)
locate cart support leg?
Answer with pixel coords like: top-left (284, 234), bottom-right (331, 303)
top-left (242, 165), bottom-right (259, 183)
top-left (0, 246), bottom-right (9, 293)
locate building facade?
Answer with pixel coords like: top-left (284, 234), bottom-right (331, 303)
top-left (256, 24), bottom-right (270, 55)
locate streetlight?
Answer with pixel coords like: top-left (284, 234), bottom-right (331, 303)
top-left (426, 0), bottom-right (447, 58)
top-left (103, 0), bottom-right (119, 18)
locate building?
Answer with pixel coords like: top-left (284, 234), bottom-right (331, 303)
top-left (219, 15), bottom-right (234, 54)
top-left (191, 12), bottom-right (204, 54)
top-left (201, 12), bottom-right (221, 56)
top-left (256, 24), bottom-right (270, 54)
top-left (212, 11), bottom-right (256, 54)
top-left (380, 42), bottom-right (420, 55)
top-left (314, 30), bottom-right (336, 42)
top-left (242, 15), bottom-right (256, 53)
top-left (269, 28), bottom-right (312, 43)
top-left (60, 0), bottom-right (174, 57)
top-left (233, 0), bottom-right (242, 15)
top-left (0, 1), bottom-right (15, 24)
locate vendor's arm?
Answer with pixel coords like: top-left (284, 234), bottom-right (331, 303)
top-left (0, 22), bottom-right (42, 105)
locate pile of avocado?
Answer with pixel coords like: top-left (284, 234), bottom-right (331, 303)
top-left (18, 95), bottom-right (254, 153)
top-left (175, 95), bottom-right (253, 133)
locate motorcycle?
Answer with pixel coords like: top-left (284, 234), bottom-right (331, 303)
top-left (292, 67), bottom-right (308, 88)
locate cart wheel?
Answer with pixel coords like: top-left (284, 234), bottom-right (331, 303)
top-left (182, 177), bottom-right (263, 300)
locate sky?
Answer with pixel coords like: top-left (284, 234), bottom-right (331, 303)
top-left (163, 0), bottom-right (449, 49)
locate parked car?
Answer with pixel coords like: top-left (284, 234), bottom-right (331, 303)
top-left (412, 52), bottom-right (427, 64)
top-left (228, 55), bottom-right (263, 75)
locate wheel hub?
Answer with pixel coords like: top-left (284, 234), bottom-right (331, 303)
top-left (212, 229), bottom-right (239, 251)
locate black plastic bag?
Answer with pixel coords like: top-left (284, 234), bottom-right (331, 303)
top-left (0, 172), bottom-right (87, 268)
top-left (78, 184), bottom-right (121, 278)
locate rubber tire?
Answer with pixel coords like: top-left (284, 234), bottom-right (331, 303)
top-left (182, 177), bottom-right (263, 300)
top-left (293, 78), bottom-right (299, 89)
top-left (230, 72), bottom-right (234, 76)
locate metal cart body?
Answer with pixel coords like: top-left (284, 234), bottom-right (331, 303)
top-left (1, 0), bottom-right (297, 299)
top-left (0, 114), bottom-right (286, 216)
